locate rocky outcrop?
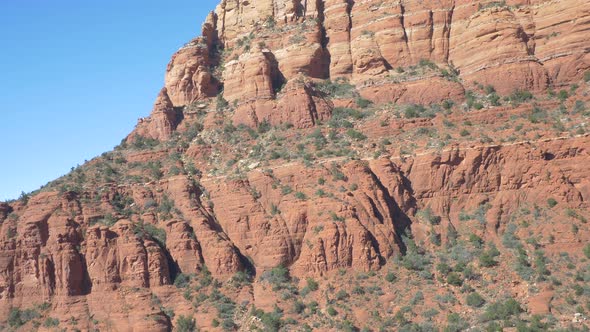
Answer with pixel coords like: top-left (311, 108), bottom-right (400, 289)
top-left (1, 0), bottom-right (590, 330)
top-left (403, 136), bottom-right (590, 221)
top-left (210, 0), bottom-right (588, 104)
top-left (130, 88), bottom-right (180, 141)
top-left (162, 176), bottom-right (244, 278)
top-left (232, 77), bottom-right (333, 128)
top-left (130, 0), bottom-right (588, 133)
top-left (165, 38), bottom-right (219, 107)
top-left (85, 221), bottom-right (171, 290)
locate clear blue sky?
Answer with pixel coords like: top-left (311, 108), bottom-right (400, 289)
top-left (0, 0), bottom-right (218, 201)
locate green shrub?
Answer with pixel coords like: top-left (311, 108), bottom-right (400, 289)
top-left (327, 306), bottom-right (338, 316)
top-left (481, 298), bottom-right (522, 322)
top-left (584, 71), bottom-right (590, 83)
top-left (479, 251), bottom-right (498, 268)
top-left (306, 278), bottom-right (319, 292)
top-left (270, 204), bottom-right (280, 216)
top-left (547, 198), bottom-right (558, 208)
top-left (216, 93), bottom-right (229, 111)
top-left (134, 221), bottom-right (166, 247)
top-left (437, 262), bottom-right (452, 276)
top-left (469, 234), bottom-right (484, 248)
top-left (573, 100), bottom-right (586, 113)
top-left (442, 99), bottom-right (455, 110)
top-left (447, 272), bottom-right (463, 286)
top-left (402, 237), bottom-right (432, 271)
top-left (419, 58), bottom-right (438, 69)
top-left (534, 250), bottom-right (550, 280)
top-left (293, 301), bottom-right (306, 314)
top-left (158, 195), bottom-right (175, 215)
top-left (174, 273), bottom-right (192, 288)
top-left (131, 135), bottom-right (160, 150)
top-left (260, 265), bottom-right (290, 287)
top-left (573, 284), bottom-right (584, 296)
top-left (404, 104), bottom-right (427, 118)
top-left (176, 315), bottom-right (196, 332)
top-left (466, 292), bottom-right (486, 308)
top-left (445, 313), bottom-right (468, 332)
top-left (43, 317), bottom-right (60, 327)
top-left (508, 90), bottom-right (533, 104)
top-left (460, 129), bottom-right (470, 137)
top-left (8, 308), bottom-right (40, 328)
top-left (316, 79), bottom-right (356, 98)
top-left (329, 211), bottom-right (345, 222)
top-left (385, 272), bottom-right (397, 283)
top-left (356, 97), bottom-right (372, 109)
top-left (294, 191), bottom-right (307, 200)
top-left (330, 163), bottom-right (347, 181)
top-left (346, 129), bottom-right (367, 141)
top-left (281, 186), bottom-right (293, 195)
top-left (410, 291), bottom-right (425, 305)
top-left (478, 1), bottom-right (506, 10)
top-left (584, 244), bottom-right (590, 259)
top-left (488, 93), bottom-right (501, 106)
top-left (230, 271), bottom-right (252, 287)
top-left (258, 120), bottom-right (272, 134)
top-left (416, 208), bottom-right (441, 225)
top-left (221, 318), bottom-right (236, 331)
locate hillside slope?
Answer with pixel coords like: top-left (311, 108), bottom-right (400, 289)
top-left (1, 0), bottom-right (590, 331)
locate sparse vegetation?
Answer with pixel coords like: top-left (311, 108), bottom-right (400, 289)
top-left (466, 292), bottom-right (486, 308)
top-left (176, 315), bottom-right (196, 332)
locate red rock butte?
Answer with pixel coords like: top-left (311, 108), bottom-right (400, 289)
top-left (1, 0), bottom-right (590, 331)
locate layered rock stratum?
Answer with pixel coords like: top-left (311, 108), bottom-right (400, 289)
top-left (2, 0), bottom-right (590, 331)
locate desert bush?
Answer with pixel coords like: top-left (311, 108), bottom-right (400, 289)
top-left (174, 273), bottom-right (192, 288)
top-left (176, 315), bottom-right (196, 332)
top-left (479, 247), bottom-right (500, 268)
top-left (134, 221), bottom-right (166, 247)
top-left (416, 207), bottom-right (441, 225)
top-left (447, 272), bottom-right (463, 286)
top-left (327, 306), bottom-right (338, 316)
top-left (445, 313), bottom-right (468, 332)
top-left (8, 308), bottom-right (40, 328)
top-left (404, 104), bottom-right (427, 118)
top-left (508, 90), bottom-right (533, 104)
top-left (478, 1), bottom-right (506, 10)
top-left (335, 289), bottom-right (350, 301)
top-left (356, 97), bottom-right (372, 109)
top-left (216, 94), bottom-right (229, 111)
top-left (43, 317), bottom-right (60, 327)
top-left (131, 135), bottom-right (160, 150)
top-left (346, 129), bottom-right (367, 141)
top-left (385, 272), bottom-right (397, 283)
top-left (316, 79), bottom-right (356, 98)
top-left (260, 265), bottom-right (291, 290)
top-left (437, 262), bottom-right (452, 276)
top-left (480, 298), bottom-right (522, 322)
top-left (294, 191), bottom-right (307, 200)
top-left (466, 292), bottom-right (486, 308)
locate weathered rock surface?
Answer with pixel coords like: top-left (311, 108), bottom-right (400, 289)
top-left (2, 0), bottom-right (590, 330)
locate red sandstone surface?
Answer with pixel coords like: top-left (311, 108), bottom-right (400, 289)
top-left (2, 0), bottom-right (590, 331)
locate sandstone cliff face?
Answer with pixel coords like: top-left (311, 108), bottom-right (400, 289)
top-left (130, 0), bottom-right (589, 137)
top-left (3, 133), bottom-right (590, 329)
top-left (3, 0), bottom-right (590, 330)
top-left (131, 88), bottom-right (180, 141)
